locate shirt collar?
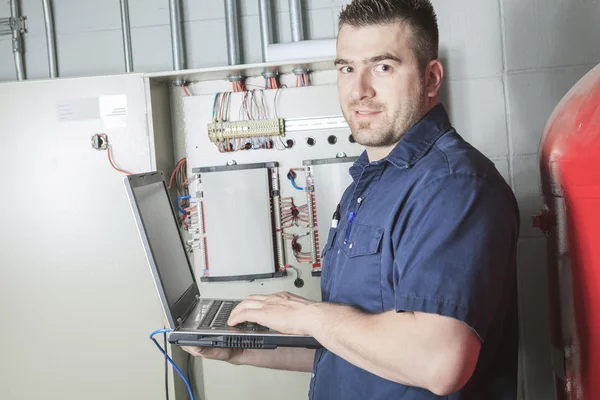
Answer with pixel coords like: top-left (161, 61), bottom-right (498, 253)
top-left (350, 103), bottom-right (452, 182)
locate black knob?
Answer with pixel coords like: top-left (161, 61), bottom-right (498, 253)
top-left (328, 135), bottom-right (337, 144)
top-left (294, 278), bottom-right (305, 288)
top-left (349, 134), bottom-right (356, 143)
top-left (306, 137), bottom-right (316, 146)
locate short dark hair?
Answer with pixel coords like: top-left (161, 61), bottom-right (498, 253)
top-left (338, 0), bottom-right (439, 70)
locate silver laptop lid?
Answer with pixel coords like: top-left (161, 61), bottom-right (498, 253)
top-left (123, 171), bottom-right (199, 330)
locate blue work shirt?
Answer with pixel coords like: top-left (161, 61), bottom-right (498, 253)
top-left (310, 104), bottom-right (519, 400)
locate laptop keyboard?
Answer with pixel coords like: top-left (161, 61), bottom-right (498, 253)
top-left (199, 300), bottom-right (268, 331)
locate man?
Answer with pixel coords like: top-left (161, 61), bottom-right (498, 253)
top-left (184, 0), bottom-right (520, 398)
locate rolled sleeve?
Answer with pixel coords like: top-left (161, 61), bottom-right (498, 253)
top-left (393, 173), bottom-right (519, 341)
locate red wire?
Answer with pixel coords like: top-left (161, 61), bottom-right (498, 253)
top-left (107, 146), bottom-right (132, 175)
top-left (168, 158), bottom-right (186, 189)
top-left (181, 85), bottom-right (191, 96)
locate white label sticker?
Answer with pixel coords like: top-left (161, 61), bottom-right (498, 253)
top-left (99, 95), bottom-right (127, 129)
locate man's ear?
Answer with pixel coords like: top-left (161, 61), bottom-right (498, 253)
top-left (425, 60), bottom-right (444, 100)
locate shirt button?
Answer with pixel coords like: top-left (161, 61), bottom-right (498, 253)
top-left (357, 197), bottom-right (363, 203)
top-left (312, 373), bottom-right (315, 378)
top-left (349, 243), bottom-right (353, 249)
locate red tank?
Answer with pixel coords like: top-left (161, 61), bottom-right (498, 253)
top-left (536, 64), bottom-right (600, 400)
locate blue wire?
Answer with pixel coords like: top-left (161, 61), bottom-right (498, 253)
top-left (288, 175), bottom-right (304, 191)
top-left (175, 195), bottom-right (192, 214)
top-left (150, 329), bottom-right (195, 400)
top-left (212, 93), bottom-right (219, 119)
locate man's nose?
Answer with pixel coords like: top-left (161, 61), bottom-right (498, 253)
top-left (350, 71), bottom-right (376, 102)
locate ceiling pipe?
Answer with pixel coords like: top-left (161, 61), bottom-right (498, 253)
top-left (258, 0), bottom-right (273, 62)
top-left (119, 0), bottom-right (134, 73)
top-left (42, 0), bottom-right (58, 77)
top-left (168, 0), bottom-right (186, 71)
top-left (289, 0), bottom-right (304, 42)
top-left (10, 0), bottom-right (26, 80)
top-left (224, 0), bottom-right (241, 65)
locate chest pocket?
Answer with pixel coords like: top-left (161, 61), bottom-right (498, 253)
top-left (331, 222), bottom-right (385, 312)
top-left (340, 222), bottom-right (384, 258)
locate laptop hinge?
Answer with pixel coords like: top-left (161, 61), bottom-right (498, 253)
top-left (178, 294), bottom-right (201, 327)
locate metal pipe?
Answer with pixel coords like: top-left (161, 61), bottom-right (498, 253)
top-left (224, 0), bottom-right (240, 65)
top-left (42, 0), bottom-right (58, 78)
top-left (168, 0), bottom-right (185, 71)
top-left (258, 0), bottom-right (273, 62)
top-left (289, 0), bottom-right (304, 42)
top-left (10, 0), bottom-right (25, 80)
top-left (119, 0), bottom-right (133, 73)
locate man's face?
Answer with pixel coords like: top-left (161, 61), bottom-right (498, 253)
top-left (336, 23), bottom-right (428, 149)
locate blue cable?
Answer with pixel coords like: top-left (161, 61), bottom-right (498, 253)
top-left (175, 195), bottom-right (192, 214)
top-left (150, 329), bottom-right (195, 400)
top-left (212, 93), bottom-right (219, 119)
top-left (288, 175), bottom-right (305, 191)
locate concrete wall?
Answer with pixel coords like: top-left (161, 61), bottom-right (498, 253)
top-left (0, 0), bottom-right (343, 79)
top-left (2, 0), bottom-right (600, 399)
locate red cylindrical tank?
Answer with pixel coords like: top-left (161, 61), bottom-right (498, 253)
top-left (537, 63), bottom-right (600, 400)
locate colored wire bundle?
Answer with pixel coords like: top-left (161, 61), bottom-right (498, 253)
top-left (150, 329), bottom-right (195, 400)
top-left (239, 89), bottom-right (268, 121)
top-left (280, 196), bottom-right (309, 228)
top-left (212, 92), bottom-right (232, 122)
top-left (232, 80), bottom-right (244, 92)
top-left (213, 89), bottom-right (276, 153)
top-left (282, 232), bottom-right (313, 264)
top-left (211, 85), bottom-right (289, 153)
top-left (168, 158), bottom-right (194, 223)
top-left (265, 76), bottom-right (279, 89)
top-left (295, 73), bottom-right (310, 87)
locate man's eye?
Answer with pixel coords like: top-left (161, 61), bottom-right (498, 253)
top-left (374, 64), bottom-right (392, 73)
top-left (339, 66), bottom-right (354, 74)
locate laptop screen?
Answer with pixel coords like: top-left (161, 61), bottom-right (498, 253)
top-left (130, 178), bottom-right (196, 311)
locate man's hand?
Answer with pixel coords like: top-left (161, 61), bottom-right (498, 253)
top-left (181, 346), bottom-right (244, 364)
top-left (227, 292), bottom-right (320, 336)
top-left (180, 293), bottom-right (320, 372)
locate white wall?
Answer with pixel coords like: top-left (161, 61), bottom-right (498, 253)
top-left (2, 0), bottom-right (600, 399)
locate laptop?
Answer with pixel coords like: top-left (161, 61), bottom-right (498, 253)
top-left (123, 171), bottom-right (320, 349)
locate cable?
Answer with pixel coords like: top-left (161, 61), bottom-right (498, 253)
top-left (273, 86), bottom-right (285, 119)
top-left (187, 353), bottom-right (195, 398)
top-left (288, 175), bottom-right (304, 191)
top-left (150, 329), bottom-right (195, 400)
top-left (169, 158), bottom-right (186, 189)
top-left (176, 195), bottom-right (192, 214)
top-left (212, 93), bottom-right (219, 120)
top-left (164, 332), bottom-right (169, 400)
top-left (107, 145), bottom-right (132, 175)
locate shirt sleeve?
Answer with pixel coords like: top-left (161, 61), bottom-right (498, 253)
top-left (393, 173), bottom-right (519, 342)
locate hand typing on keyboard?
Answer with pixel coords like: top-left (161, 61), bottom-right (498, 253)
top-left (227, 291), bottom-right (319, 336)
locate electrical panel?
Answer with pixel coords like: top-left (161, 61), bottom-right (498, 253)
top-left (182, 84), bottom-right (364, 282)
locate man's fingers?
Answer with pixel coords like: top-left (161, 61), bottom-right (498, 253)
top-left (182, 346), bottom-right (205, 357)
top-left (228, 299), bottom-right (266, 324)
top-left (228, 307), bottom-right (264, 326)
top-left (246, 294), bottom-right (269, 301)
